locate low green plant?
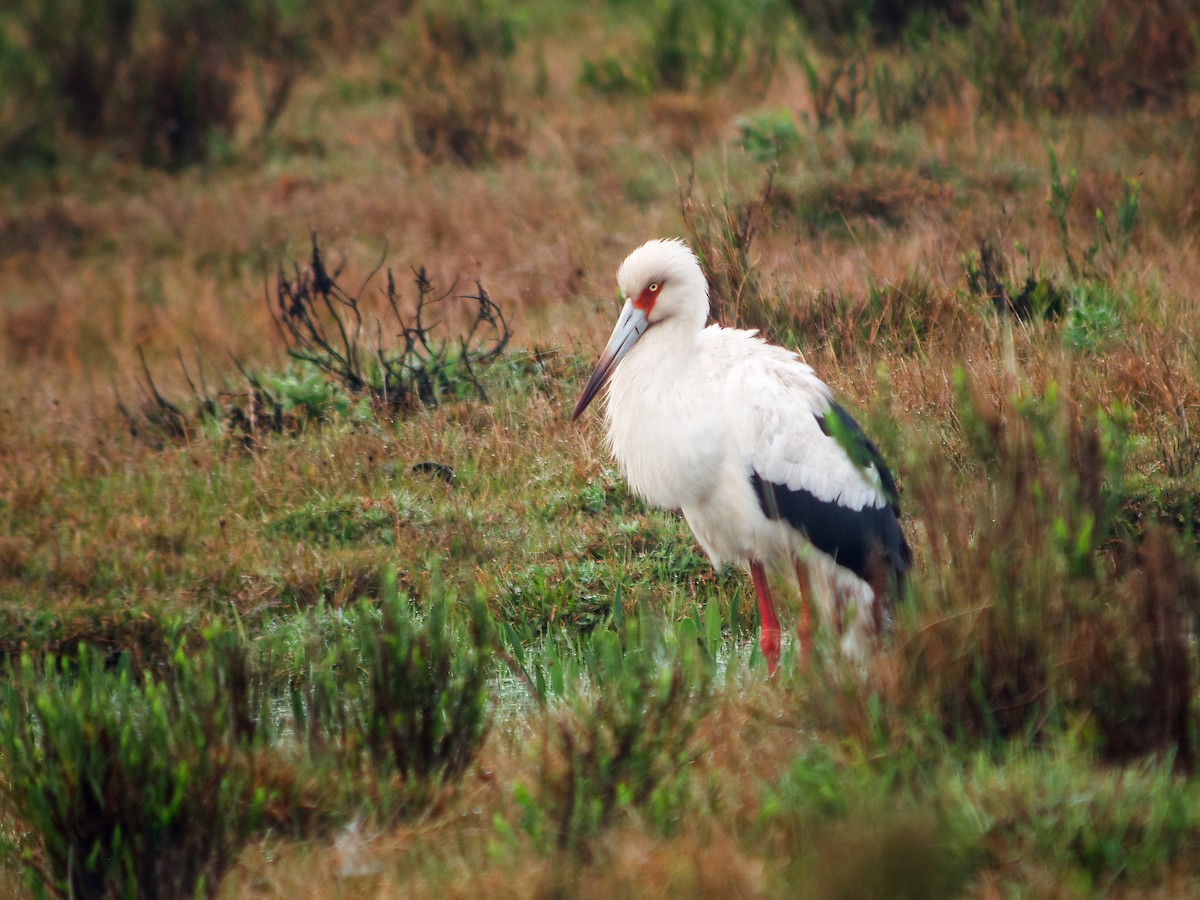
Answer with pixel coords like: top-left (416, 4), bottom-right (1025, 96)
top-left (798, 46), bottom-right (871, 129)
top-left (0, 633), bottom-right (270, 899)
top-left (760, 747), bottom-right (978, 898)
top-left (512, 613), bottom-right (713, 854)
top-left (268, 496), bottom-right (397, 548)
top-left (1084, 177), bottom-right (1141, 277)
top-left (354, 573), bottom-right (495, 795)
top-left (259, 361), bottom-right (373, 423)
top-left (288, 571), bottom-right (497, 821)
top-left (1062, 282), bottom-right (1126, 352)
top-left (736, 108), bottom-right (801, 161)
top-left (946, 740), bottom-right (1200, 891)
top-left (1048, 146), bottom-right (1141, 280)
top-left (501, 560), bottom-right (620, 639)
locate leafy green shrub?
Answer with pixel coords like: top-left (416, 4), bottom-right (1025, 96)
top-left (512, 615), bottom-right (712, 854)
top-left (869, 371), bottom-right (1198, 768)
top-left (946, 742), bottom-right (1200, 890)
top-left (259, 362), bottom-right (373, 423)
top-left (760, 747), bottom-right (978, 898)
top-left (288, 572), bottom-right (496, 821)
top-left (736, 107), bottom-right (801, 161)
top-left (0, 634), bottom-right (270, 899)
top-left (1062, 282), bottom-right (1126, 352)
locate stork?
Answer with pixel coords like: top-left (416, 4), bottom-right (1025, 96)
top-left (572, 239), bottom-right (910, 673)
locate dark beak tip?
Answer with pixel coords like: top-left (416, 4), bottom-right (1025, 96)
top-left (571, 365), bottom-right (607, 423)
top-left (570, 395), bottom-right (591, 423)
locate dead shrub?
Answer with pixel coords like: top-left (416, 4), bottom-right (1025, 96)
top-left (121, 234), bottom-right (509, 444)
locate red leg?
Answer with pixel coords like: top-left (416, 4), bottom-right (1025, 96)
top-left (794, 560), bottom-right (812, 666)
top-left (750, 560), bottom-right (781, 676)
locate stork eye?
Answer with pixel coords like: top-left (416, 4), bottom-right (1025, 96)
top-left (648, 282), bottom-right (660, 293)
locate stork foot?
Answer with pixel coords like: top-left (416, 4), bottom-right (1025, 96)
top-left (759, 626), bottom-right (781, 677)
top-left (750, 559), bottom-right (782, 677)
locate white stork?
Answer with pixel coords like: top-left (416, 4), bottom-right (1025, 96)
top-left (572, 238), bottom-right (911, 673)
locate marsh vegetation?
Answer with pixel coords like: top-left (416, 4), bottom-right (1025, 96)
top-left (2, 0), bottom-right (1200, 895)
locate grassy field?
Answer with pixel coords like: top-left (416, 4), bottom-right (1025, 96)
top-left (3, 0), bottom-right (1200, 895)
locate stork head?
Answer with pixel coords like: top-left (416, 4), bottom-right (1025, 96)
top-left (572, 239), bottom-right (709, 421)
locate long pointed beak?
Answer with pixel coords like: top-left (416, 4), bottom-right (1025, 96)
top-left (572, 299), bottom-right (650, 421)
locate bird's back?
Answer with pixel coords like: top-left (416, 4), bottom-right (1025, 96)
top-left (702, 324), bottom-right (910, 586)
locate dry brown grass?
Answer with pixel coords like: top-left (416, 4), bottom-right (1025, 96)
top-left (5, 59), bottom-right (1198, 414)
top-left (4, 2), bottom-right (1200, 895)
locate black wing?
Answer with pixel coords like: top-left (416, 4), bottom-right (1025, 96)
top-left (751, 402), bottom-right (911, 595)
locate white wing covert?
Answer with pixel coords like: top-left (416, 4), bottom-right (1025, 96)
top-left (721, 337), bottom-right (889, 514)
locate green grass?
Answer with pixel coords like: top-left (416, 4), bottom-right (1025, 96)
top-left (3, 0), bottom-right (1200, 895)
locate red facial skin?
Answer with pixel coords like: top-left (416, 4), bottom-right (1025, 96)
top-left (633, 281), bottom-right (660, 315)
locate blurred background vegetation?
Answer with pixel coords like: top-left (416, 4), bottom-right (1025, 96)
top-left (2, 0), bottom-right (1200, 896)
